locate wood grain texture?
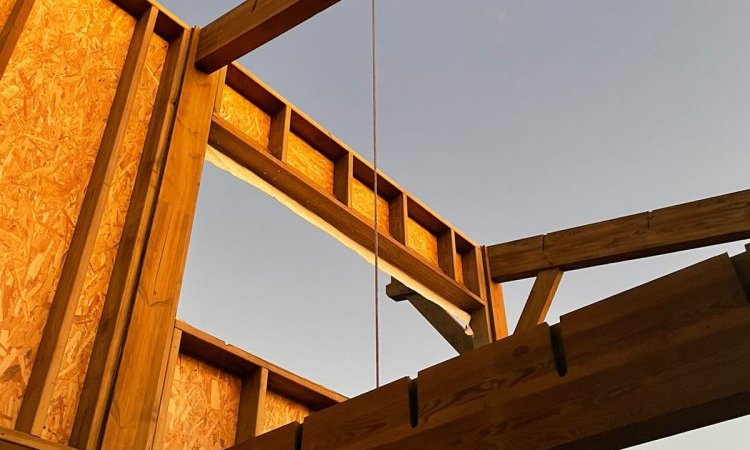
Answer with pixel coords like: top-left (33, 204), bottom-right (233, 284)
top-left (219, 85), bottom-right (271, 148)
top-left (152, 329), bottom-right (182, 450)
top-left (488, 189), bottom-right (750, 282)
top-left (351, 178), bottom-right (389, 235)
top-left (263, 391), bottom-right (311, 435)
top-left (15, 6), bottom-right (158, 435)
top-left (515, 268), bottom-right (563, 333)
top-left (99, 28), bottom-right (220, 450)
top-left (0, 0), bottom-right (35, 77)
top-left (0, 0), bottom-right (16, 25)
top-left (40, 33), bottom-right (168, 446)
top-left (227, 422), bottom-right (299, 450)
top-left (196, 0), bottom-right (342, 73)
top-left (286, 133), bottom-right (334, 194)
top-left (0, 0), bottom-right (135, 429)
top-left (70, 30), bottom-right (190, 450)
top-left (406, 217), bottom-right (439, 267)
top-left (0, 426), bottom-right (74, 450)
top-left (162, 354), bottom-right (241, 450)
top-left (235, 368), bottom-right (268, 441)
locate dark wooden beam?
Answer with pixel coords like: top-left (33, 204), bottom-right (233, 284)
top-left (235, 248), bottom-right (750, 450)
top-left (196, 0), bottom-right (342, 73)
top-left (488, 189), bottom-right (750, 282)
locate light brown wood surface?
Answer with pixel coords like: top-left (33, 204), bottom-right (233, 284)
top-left (515, 268), bottom-right (563, 333)
top-left (488, 189), bottom-right (750, 282)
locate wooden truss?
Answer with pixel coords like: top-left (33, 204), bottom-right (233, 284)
top-left (1, 0), bottom-right (749, 449)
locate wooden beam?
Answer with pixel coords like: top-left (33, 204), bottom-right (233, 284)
top-left (14, 7), bottom-right (158, 436)
top-left (151, 328), bottom-right (183, 450)
top-left (488, 189), bottom-right (750, 282)
top-left (99, 27), bottom-right (221, 450)
top-left (0, 0), bottom-right (36, 78)
top-left (70, 28), bottom-right (191, 450)
top-left (235, 368), bottom-right (269, 442)
top-left (0, 425), bottom-right (74, 450)
top-left (481, 246), bottom-right (508, 340)
top-left (228, 422), bottom-right (300, 450)
top-left (515, 268), bottom-right (563, 333)
top-left (196, 0), bottom-right (342, 73)
top-left (387, 279), bottom-right (474, 354)
top-left (208, 115), bottom-right (483, 314)
top-left (236, 249), bottom-right (750, 450)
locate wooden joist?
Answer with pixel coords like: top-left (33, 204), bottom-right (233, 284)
top-left (196, 0), bottom-right (343, 73)
top-left (487, 189), bottom-right (750, 282)
top-left (232, 248), bottom-right (750, 450)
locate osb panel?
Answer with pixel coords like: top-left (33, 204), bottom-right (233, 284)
top-left (0, 0), bottom-right (135, 428)
top-left (163, 354), bottom-right (241, 450)
top-left (40, 35), bottom-right (169, 445)
top-left (262, 390), bottom-right (310, 434)
top-left (351, 178), bottom-right (389, 235)
top-left (219, 86), bottom-right (271, 148)
top-left (0, 0), bottom-right (14, 29)
top-left (406, 217), bottom-right (439, 266)
top-left (455, 251), bottom-right (465, 285)
top-left (286, 133), bottom-right (334, 194)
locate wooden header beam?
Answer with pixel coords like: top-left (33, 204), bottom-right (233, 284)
top-left (196, 0), bottom-right (343, 73)
top-left (488, 189), bottom-right (750, 282)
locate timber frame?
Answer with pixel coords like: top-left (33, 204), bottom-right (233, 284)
top-left (1, 0), bottom-right (749, 449)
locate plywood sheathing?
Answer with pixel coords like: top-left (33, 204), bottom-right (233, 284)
top-left (0, 0), bottom-right (14, 28)
top-left (163, 354), bottom-right (241, 450)
top-left (351, 178), bottom-right (389, 235)
top-left (263, 390), bottom-right (310, 434)
top-left (0, 0), bottom-right (135, 428)
top-left (40, 34), bottom-right (169, 445)
top-left (219, 86), bottom-right (271, 148)
top-left (287, 133), bottom-right (334, 194)
top-left (406, 217), bottom-right (439, 266)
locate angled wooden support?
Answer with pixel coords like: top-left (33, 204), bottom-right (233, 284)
top-left (488, 189), bottom-right (750, 282)
top-left (99, 27), bottom-right (222, 450)
top-left (387, 279), bottom-right (474, 354)
top-left (196, 0), bottom-right (343, 73)
top-left (515, 268), bottom-right (563, 333)
top-left (15, 6), bottom-right (159, 436)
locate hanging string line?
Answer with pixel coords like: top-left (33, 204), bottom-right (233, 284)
top-left (371, 0), bottom-right (381, 389)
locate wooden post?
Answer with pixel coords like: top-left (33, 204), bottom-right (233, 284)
top-left (235, 368), bottom-right (269, 442)
top-left (99, 27), bottom-right (221, 450)
top-left (15, 7), bottom-right (158, 436)
top-left (151, 328), bottom-right (183, 450)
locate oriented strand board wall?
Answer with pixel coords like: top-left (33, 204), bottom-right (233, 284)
top-left (0, 0), bottom-right (14, 28)
top-left (262, 390), bottom-right (311, 434)
top-left (162, 354), bottom-right (242, 450)
top-left (0, 0), bottom-right (135, 428)
top-left (219, 86), bottom-right (271, 148)
top-left (351, 178), bottom-right (389, 235)
top-left (406, 217), bottom-right (439, 266)
top-left (40, 35), bottom-right (169, 444)
top-left (287, 134), bottom-right (334, 194)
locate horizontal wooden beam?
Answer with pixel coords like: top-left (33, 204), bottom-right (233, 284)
top-left (488, 189), bottom-right (750, 282)
top-left (233, 248), bottom-right (750, 450)
top-left (196, 0), bottom-right (342, 73)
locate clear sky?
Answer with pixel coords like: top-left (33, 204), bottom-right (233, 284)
top-left (159, 1), bottom-right (750, 447)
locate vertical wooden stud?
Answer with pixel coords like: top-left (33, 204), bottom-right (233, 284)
top-left (15, 7), bottom-right (159, 436)
top-left (268, 105), bottom-right (291, 160)
top-left (70, 28), bottom-right (191, 450)
top-left (516, 268), bottom-right (563, 333)
top-left (235, 368), bottom-right (269, 443)
top-left (213, 66), bottom-right (228, 113)
top-left (389, 193), bottom-right (407, 245)
top-left (0, 0), bottom-right (36, 77)
top-left (333, 153), bottom-right (353, 206)
top-left (437, 230), bottom-right (458, 279)
top-left (474, 246), bottom-right (508, 344)
top-left (99, 27), bottom-right (221, 450)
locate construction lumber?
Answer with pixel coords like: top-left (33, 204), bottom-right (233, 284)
top-left (387, 279), bottom-right (474, 354)
top-left (488, 189), bottom-right (750, 282)
top-left (0, 426), bottom-right (74, 450)
top-left (196, 0), bottom-right (342, 73)
top-left (0, 0), bottom-right (35, 77)
top-left (232, 249), bottom-right (750, 450)
top-left (515, 268), bottom-right (563, 333)
top-left (15, 7), bottom-right (159, 436)
top-left (99, 28), bottom-right (221, 450)
top-left (70, 28), bottom-right (190, 450)
top-left (228, 422), bottom-right (300, 450)
top-left (207, 64), bottom-right (487, 320)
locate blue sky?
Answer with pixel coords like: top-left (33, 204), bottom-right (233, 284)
top-left (159, 1), bottom-right (750, 447)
